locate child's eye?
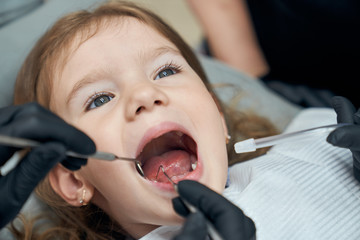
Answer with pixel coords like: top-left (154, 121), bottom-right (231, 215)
top-left (85, 92), bottom-right (114, 111)
top-left (155, 68), bottom-right (176, 79)
top-left (154, 63), bottom-right (182, 80)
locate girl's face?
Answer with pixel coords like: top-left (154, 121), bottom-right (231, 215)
top-left (50, 18), bottom-right (228, 237)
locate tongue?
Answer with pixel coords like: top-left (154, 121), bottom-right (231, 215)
top-left (142, 150), bottom-right (192, 182)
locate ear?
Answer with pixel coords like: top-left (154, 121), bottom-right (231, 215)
top-left (49, 164), bottom-right (94, 206)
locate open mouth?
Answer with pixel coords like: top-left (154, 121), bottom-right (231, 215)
top-left (136, 131), bottom-right (198, 183)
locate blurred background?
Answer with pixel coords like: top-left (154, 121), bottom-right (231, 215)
top-left (1, 0), bottom-right (359, 108)
top-left (0, 0), bottom-right (203, 48)
top-left (131, 0), bottom-right (202, 48)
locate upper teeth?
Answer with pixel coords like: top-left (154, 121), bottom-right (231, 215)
top-left (175, 131), bottom-right (184, 137)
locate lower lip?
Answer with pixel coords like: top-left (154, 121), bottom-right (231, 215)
top-left (146, 154), bottom-right (203, 191)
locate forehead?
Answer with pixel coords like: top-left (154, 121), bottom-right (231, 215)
top-left (52, 17), bottom-right (177, 83)
top-left (73, 17), bottom-right (175, 57)
top-left (57, 17), bottom-right (177, 74)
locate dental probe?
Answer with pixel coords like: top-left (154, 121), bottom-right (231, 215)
top-left (0, 134), bottom-right (145, 177)
top-left (234, 123), bottom-right (350, 154)
top-left (159, 166), bottom-right (224, 240)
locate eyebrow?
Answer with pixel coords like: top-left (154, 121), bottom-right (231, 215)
top-left (140, 46), bottom-right (181, 62)
top-left (66, 68), bottom-right (111, 106)
top-left (66, 46), bottom-right (182, 106)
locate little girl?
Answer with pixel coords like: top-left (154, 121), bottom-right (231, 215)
top-left (10, 1), bottom-right (360, 239)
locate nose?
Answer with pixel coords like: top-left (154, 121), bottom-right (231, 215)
top-left (125, 82), bottom-right (169, 120)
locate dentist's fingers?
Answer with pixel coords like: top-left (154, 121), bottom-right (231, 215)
top-left (327, 125), bottom-right (360, 151)
top-left (0, 103), bottom-right (96, 157)
top-left (354, 108), bottom-right (360, 124)
top-left (173, 212), bottom-right (208, 240)
top-left (0, 142), bottom-right (66, 227)
top-left (172, 197), bottom-right (189, 217)
top-left (174, 180), bottom-right (256, 240)
top-left (331, 96), bottom-right (356, 124)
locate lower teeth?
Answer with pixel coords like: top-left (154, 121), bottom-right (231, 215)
top-left (191, 162), bottom-right (197, 171)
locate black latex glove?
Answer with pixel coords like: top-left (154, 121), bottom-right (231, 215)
top-left (0, 102), bottom-right (95, 228)
top-left (172, 180), bottom-right (256, 240)
top-left (327, 96), bottom-right (360, 182)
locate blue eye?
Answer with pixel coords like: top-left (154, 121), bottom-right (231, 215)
top-left (155, 68), bottom-right (176, 80)
top-left (86, 93), bottom-right (114, 110)
top-left (154, 63), bottom-right (182, 80)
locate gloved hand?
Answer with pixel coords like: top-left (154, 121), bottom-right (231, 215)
top-left (172, 180), bottom-right (256, 240)
top-left (327, 96), bottom-right (360, 182)
top-left (0, 102), bottom-right (95, 228)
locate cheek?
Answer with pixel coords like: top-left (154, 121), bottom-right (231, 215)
top-left (190, 89), bottom-right (223, 130)
top-left (189, 88), bottom-right (229, 188)
top-left (181, 83), bottom-right (217, 112)
top-left (81, 161), bottom-right (160, 225)
top-left (82, 161), bottom-right (133, 205)
top-left (70, 114), bottom-right (125, 152)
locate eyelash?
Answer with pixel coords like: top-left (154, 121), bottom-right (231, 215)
top-left (83, 62), bottom-right (182, 111)
top-left (154, 61), bottom-right (182, 80)
top-left (84, 91), bottom-right (115, 111)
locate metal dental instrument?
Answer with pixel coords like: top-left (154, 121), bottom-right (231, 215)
top-left (159, 166), bottom-right (224, 240)
top-left (234, 123), bottom-right (350, 154)
top-left (0, 134), bottom-right (145, 177)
